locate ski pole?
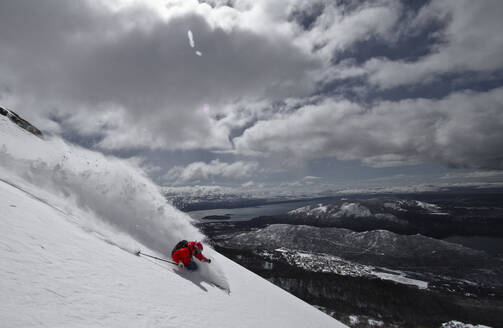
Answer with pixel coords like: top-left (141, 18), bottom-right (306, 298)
top-left (135, 250), bottom-right (177, 265)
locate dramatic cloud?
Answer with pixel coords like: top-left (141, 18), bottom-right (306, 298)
top-left (1, 0), bottom-right (502, 191)
top-left (235, 87), bottom-right (503, 169)
top-left (0, 0), bottom-right (318, 151)
top-left (294, 0), bottom-right (402, 59)
top-left (0, 0), bottom-right (412, 151)
top-left (165, 159), bottom-right (258, 183)
top-left (345, 0), bottom-right (503, 89)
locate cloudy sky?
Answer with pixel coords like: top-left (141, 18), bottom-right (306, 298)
top-left (1, 0), bottom-right (503, 196)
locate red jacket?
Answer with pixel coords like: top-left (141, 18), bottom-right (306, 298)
top-left (172, 241), bottom-right (208, 266)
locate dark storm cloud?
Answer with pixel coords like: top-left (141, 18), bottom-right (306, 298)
top-left (321, 0), bottom-right (503, 93)
top-left (362, 0), bottom-right (503, 89)
top-left (332, 19), bottom-right (446, 66)
top-left (235, 0), bottom-right (503, 172)
top-left (235, 88), bottom-right (503, 170)
top-left (288, 2), bottom-right (325, 31)
top-left (2, 0), bottom-right (502, 188)
top-left (0, 0), bottom-right (318, 150)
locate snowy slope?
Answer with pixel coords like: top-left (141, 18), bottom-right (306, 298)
top-left (0, 115), bottom-right (345, 327)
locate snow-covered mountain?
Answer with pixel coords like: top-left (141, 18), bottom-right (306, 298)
top-left (442, 321), bottom-right (492, 328)
top-left (201, 219), bottom-right (503, 326)
top-left (289, 202), bottom-right (373, 218)
top-left (0, 112), bottom-right (345, 327)
top-left (289, 200), bottom-right (445, 219)
top-left (223, 224), bottom-right (497, 279)
top-left (281, 198), bottom-right (503, 238)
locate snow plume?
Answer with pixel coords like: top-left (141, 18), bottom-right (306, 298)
top-left (0, 116), bottom-right (203, 256)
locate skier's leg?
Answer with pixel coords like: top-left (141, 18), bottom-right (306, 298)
top-left (186, 261), bottom-right (198, 271)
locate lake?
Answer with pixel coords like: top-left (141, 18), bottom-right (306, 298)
top-left (186, 199), bottom-right (325, 221)
top-left (186, 200), bottom-right (503, 256)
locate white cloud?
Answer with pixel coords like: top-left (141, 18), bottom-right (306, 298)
top-left (0, 0), bottom-right (411, 150)
top-left (302, 176), bottom-right (323, 185)
top-left (363, 0), bottom-right (503, 89)
top-left (0, 0), bottom-right (318, 151)
top-left (163, 184), bottom-right (237, 197)
top-left (165, 159), bottom-right (258, 183)
top-left (235, 87), bottom-right (503, 169)
top-left (0, 0), bottom-right (426, 153)
top-left (297, 0), bottom-right (402, 59)
top-left (242, 180), bottom-right (255, 187)
top-left (2, 0), bottom-right (502, 183)
top-left (441, 170), bottom-right (503, 180)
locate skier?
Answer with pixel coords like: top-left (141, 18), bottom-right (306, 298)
top-left (172, 240), bottom-right (211, 271)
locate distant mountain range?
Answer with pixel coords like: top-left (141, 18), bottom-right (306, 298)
top-left (198, 195), bottom-right (503, 327)
top-left (166, 184), bottom-right (503, 213)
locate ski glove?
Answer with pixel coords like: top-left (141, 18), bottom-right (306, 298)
top-left (178, 262), bottom-right (184, 268)
top-left (205, 259), bottom-right (211, 264)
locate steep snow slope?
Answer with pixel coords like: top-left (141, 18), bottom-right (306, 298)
top-left (0, 115), bottom-right (204, 254)
top-left (0, 181), bottom-right (343, 327)
top-left (0, 116), bottom-right (344, 327)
